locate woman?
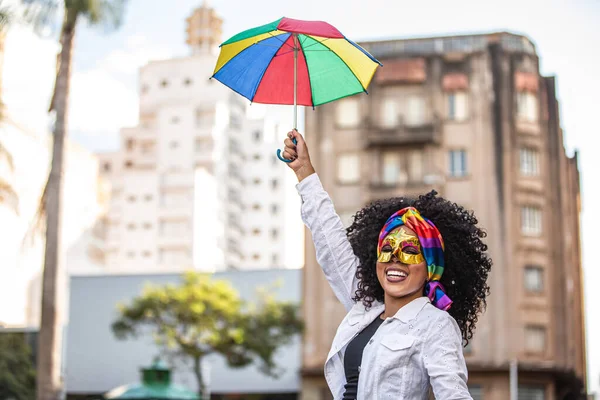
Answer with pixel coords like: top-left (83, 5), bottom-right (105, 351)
top-left (282, 130), bottom-right (492, 399)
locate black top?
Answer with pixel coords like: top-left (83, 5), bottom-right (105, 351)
top-left (342, 315), bottom-right (385, 400)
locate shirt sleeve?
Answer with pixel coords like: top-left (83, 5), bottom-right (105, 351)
top-left (423, 313), bottom-right (473, 400)
top-left (296, 173), bottom-right (359, 311)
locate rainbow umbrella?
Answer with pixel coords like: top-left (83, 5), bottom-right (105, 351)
top-left (211, 17), bottom-right (382, 162)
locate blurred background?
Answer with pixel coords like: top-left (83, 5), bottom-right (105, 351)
top-left (0, 0), bottom-right (598, 399)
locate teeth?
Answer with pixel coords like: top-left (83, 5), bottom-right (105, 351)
top-left (386, 270), bottom-right (407, 278)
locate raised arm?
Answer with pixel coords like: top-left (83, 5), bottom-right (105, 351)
top-left (283, 130), bottom-right (359, 311)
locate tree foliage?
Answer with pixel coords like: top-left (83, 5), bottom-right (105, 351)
top-left (112, 272), bottom-right (303, 395)
top-left (0, 332), bottom-right (36, 400)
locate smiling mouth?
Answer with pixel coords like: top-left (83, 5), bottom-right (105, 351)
top-left (385, 267), bottom-right (408, 283)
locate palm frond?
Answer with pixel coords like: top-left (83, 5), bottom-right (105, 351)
top-left (21, 173), bottom-right (47, 246)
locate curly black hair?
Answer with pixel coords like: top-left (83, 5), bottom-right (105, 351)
top-left (346, 190), bottom-right (491, 344)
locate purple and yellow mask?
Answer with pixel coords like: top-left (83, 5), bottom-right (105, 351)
top-left (377, 207), bottom-right (453, 311)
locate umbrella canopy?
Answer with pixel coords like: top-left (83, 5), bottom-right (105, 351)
top-left (211, 17), bottom-right (382, 107)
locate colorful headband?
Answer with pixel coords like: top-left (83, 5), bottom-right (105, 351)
top-left (377, 207), bottom-right (452, 311)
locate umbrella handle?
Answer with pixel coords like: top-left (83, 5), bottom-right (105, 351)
top-left (276, 138), bottom-right (298, 163)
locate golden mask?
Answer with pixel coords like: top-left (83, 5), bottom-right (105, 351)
top-left (377, 228), bottom-right (425, 265)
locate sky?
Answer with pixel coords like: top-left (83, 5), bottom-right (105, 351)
top-left (2, 0), bottom-right (599, 393)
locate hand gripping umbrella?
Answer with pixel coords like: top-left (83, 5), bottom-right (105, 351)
top-left (211, 17), bottom-right (382, 162)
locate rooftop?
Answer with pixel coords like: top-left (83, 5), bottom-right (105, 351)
top-left (359, 31), bottom-right (536, 59)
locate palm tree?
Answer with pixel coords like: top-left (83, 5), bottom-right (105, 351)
top-left (0, 6), bottom-right (18, 213)
top-left (20, 1), bottom-right (129, 399)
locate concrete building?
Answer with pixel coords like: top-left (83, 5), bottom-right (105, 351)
top-left (301, 32), bottom-right (585, 400)
top-left (98, 2), bottom-right (289, 273)
top-left (64, 268), bottom-right (301, 399)
top-left (0, 118), bottom-right (108, 327)
top-left (1, 18), bottom-right (109, 328)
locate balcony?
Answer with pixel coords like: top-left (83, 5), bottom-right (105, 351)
top-left (161, 172), bottom-right (195, 189)
top-left (367, 176), bottom-right (444, 202)
top-left (364, 116), bottom-right (442, 147)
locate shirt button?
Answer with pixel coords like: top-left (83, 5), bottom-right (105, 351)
top-left (369, 338), bottom-right (374, 344)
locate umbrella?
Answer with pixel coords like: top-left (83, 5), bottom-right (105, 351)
top-left (211, 17), bottom-right (382, 162)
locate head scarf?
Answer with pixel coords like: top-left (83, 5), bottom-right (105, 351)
top-left (377, 207), bottom-right (452, 311)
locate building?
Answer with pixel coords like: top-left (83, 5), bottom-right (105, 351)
top-left (0, 118), bottom-right (108, 327)
top-left (1, 12), bottom-right (109, 327)
top-left (64, 268), bottom-right (301, 399)
top-left (301, 32), bottom-right (585, 400)
top-left (98, 2), bottom-right (290, 273)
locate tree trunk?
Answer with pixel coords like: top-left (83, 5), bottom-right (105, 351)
top-left (193, 356), bottom-right (207, 400)
top-left (36, 9), bottom-right (77, 400)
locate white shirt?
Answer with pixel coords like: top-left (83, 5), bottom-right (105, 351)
top-left (297, 173), bottom-right (472, 400)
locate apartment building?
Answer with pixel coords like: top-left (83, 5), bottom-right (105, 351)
top-left (98, 3), bottom-right (289, 273)
top-left (301, 32), bottom-right (585, 400)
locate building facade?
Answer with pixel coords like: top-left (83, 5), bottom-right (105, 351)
top-left (301, 32), bottom-right (585, 400)
top-left (98, 3), bottom-right (290, 273)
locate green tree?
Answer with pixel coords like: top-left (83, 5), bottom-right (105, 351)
top-left (112, 272), bottom-right (304, 399)
top-left (18, 1), bottom-right (129, 399)
top-left (0, 332), bottom-right (36, 400)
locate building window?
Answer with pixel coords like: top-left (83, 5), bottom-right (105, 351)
top-left (381, 97), bottom-right (399, 128)
top-left (127, 223), bottom-right (136, 230)
top-left (253, 154), bottom-right (261, 161)
top-left (252, 204), bottom-right (261, 211)
top-left (337, 153), bottom-right (360, 184)
top-left (170, 141), bottom-right (179, 149)
top-left (517, 91), bottom-right (538, 122)
top-left (160, 79), bottom-right (169, 88)
top-left (520, 148), bottom-right (540, 176)
top-left (448, 150), bottom-right (467, 177)
top-left (521, 206), bottom-right (542, 236)
top-left (272, 253), bottom-right (279, 265)
top-left (253, 130), bottom-right (262, 142)
top-left (102, 162), bottom-right (111, 172)
top-left (252, 228), bottom-right (261, 236)
top-left (183, 78), bottom-right (193, 86)
top-left (196, 108), bottom-right (213, 128)
top-left (126, 138), bottom-right (135, 151)
top-left (468, 385), bottom-right (482, 400)
top-left (408, 150), bottom-right (423, 182)
top-left (253, 178), bottom-right (262, 185)
top-left (144, 194), bottom-right (153, 202)
top-left (160, 220), bottom-right (189, 236)
top-left (195, 138), bottom-right (211, 152)
top-left (124, 160), bottom-right (133, 168)
top-left (271, 228), bottom-right (279, 239)
top-left (405, 95), bottom-right (426, 126)
top-left (143, 223), bottom-right (152, 230)
top-left (271, 179), bottom-right (279, 190)
top-left (159, 248), bottom-right (190, 264)
top-left (141, 84), bottom-right (149, 94)
top-left (518, 385), bottom-right (546, 400)
top-left (126, 251), bottom-right (135, 258)
top-left (525, 326), bottom-right (546, 354)
top-left (252, 254), bottom-right (260, 261)
top-left (382, 151), bottom-right (402, 186)
top-left (335, 98), bottom-right (360, 128)
top-left (447, 91), bottom-right (468, 121)
top-left (171, 116), bottom-right (180, 124)
top-left (271, 204), bottom-right (279, 215)
top-left (142, 251), bottom-right (152, 258)
top-left (524, 266), bottom-right (544, 293)
top-left (127, 195), bottom-right (136, 202)
top-left (140, 142), bottom-right (155, 154)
